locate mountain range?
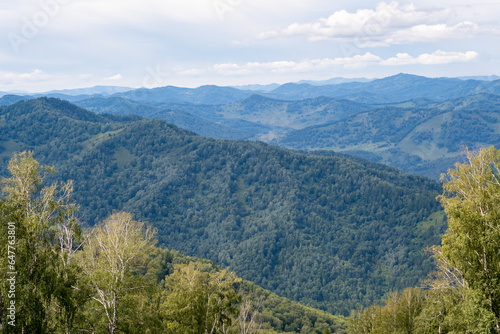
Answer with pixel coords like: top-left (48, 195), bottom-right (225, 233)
top-left (277, 92), bottom-right (500, 179)
top-left (2, 73), bottom-right (500, 179)
top-left (0, 97), bottom-right (444, 315)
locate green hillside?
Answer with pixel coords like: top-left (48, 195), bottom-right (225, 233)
top-left (215, 95), bottom-right (373, 130)
top-left (6, 75), bottom-right (500, 180)
top-left (0, 151), bottom-right (345, 333)
top-left (75, 96), bottom-right (255, 140)
top-left (278, 93), bottom-right (500, 179)
top-left (0, 98), bottom-right (444, 315)
top-left (168, 252), bottom-right (348, 333)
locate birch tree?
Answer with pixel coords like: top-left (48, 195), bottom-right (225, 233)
top-left (236, 295), bottom-right (262, 334)
top-left (161, 261), bottom-right (240, 334)
top-left (0, 151), bottom-right (82, 333)
top-left (76, 212), bottom-right (155, 334)
top-left (438, 146), bottom-right (500, 332)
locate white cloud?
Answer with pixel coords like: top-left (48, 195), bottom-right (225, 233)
top-left (381, 50), bottom-right (479, 65)
top-left (179, 53), bottom-right (383, 76)
top-left (256, 1), bottom-right (481, 46)
top-left (213, 63), bottom-right (242, 71)
top-left (178, 68), bottom-right (207, 76)
top-left (387, 21), bottom-right (480, 44)
top-left (103, 74), bottom-right (122, 81)
top-left (3, 69), bottom-right (50, 82)
top-left (317, 53), bottom-right (382, 69)
top-left (176, 50), bottom-right (478, 77)
top-left (0, 69), bottom-right (55, 91)
top-left (0, 0), bottom-right (497, 91)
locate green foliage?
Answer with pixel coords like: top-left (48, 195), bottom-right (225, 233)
top-left (161, 261), bottom-right (241, 333)
top-left (347, 288), bottom-right (425, 334)
top-left (74, 212), bottom-right (156, 334)
top-left (238, 281), bottom-right (346, 333)
top-left (0, 151), bottom-right (85, 333)
top-left (348, 146), bottom-right (500, 334)
top-left (347, 284), bottom-right (500, 333)
top-left (438, 146), bottom-right (500, 331)
top-left (0, 152), bottom-right (346, 333)
top-left (0, 98), bottom-right (444, 315)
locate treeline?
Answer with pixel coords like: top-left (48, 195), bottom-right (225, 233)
top-left (0, 152), bottom-right (345, 333)
top-left (348, 147), bottom-right (500, 333)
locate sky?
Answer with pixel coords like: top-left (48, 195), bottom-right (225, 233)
top-left (0, 0), bottom-right (499, 92)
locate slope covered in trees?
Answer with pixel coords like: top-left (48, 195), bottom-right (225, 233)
top-left (347, 146), bottom-right (500, 333)
top-left (277, 93), bottom-right (500, 179)
top-left (3, 74), bottom-right (500, 179)
top-left (0, 152), bottom-right (346, 333)
top-left (0, 98), bottom-right (444, 315)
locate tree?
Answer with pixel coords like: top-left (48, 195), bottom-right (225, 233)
top-left (75, 212), bottom-right (155, 334)
top-left (347, 288), bottom-right (425, 334)
top-left (438, 146), bottom-right (500, 332)
top-left (236, 295), bottom-right (262, 334)
top-left (347, 305), bottom-right (380, 334)
top-left (161, 261), bottom-right (241, 334)
top-left (0, 151), bottom-right (83, 333)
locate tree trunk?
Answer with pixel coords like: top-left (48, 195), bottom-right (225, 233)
top-left (109, 290), bottom-right (118, 334)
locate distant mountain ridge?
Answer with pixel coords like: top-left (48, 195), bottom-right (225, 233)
top-left (297, 77), bottom-right (373, 85)
top-left (112, 85), bottom-right (256, 105)
top-left (75, 96), bottom-right (260, 140)
top-left (458, 75), bottom-right (500, 81)
top-left (0, 94), bottom-right (30, 106)
top-left (5, 73), bottom-right (500, 105)
top-left (264, 73), bottom-right (500, 102)
top-left (276, 92), bottom-right (500, 179)
top-left (4, 73), bottom-right (500, 179)
top-left (40, 85), bottom-right (134, 96)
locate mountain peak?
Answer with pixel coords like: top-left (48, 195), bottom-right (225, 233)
top-left (5, 97), bottom-right (104, 123)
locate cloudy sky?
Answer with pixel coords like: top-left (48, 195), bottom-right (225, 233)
top-left (1, 0), bottom-right (499, 92)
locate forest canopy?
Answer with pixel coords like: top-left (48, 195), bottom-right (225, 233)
top-left (0, 151), bottom-right (345, 333)
top-left (0, 98), bottom-right (445, 314)
top-left (348, 146), bottom-right (500, 334)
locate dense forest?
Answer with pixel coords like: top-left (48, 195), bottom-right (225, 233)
top-left (277, 93), bottom-right (500, 179)
top-left (2, 95), bottom-right (500, 333)
top-left (347, 147), bottom-right (500, 333)
top-left (0, 98), bottom-right (445, 315)
top-left (4, 74), bottom-right (500, 180)
top-left (0, 152), bottom-right (346, 333)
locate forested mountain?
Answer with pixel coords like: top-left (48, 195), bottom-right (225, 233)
top-left (0, 98), bottom-right (444, 315)
top-left (0, 94), bottom-right (30, 106)
top-left (74, 94), bottom-right (372, 139)
top-left (215, 95), bottom-right (373, 130)
top-left (75, 96), bottom-right (256, 140)
top-left (73, 95), bottom-right (376, 143)
top-left (346, 147), bottom-right (500, 333)
top-left (3, 74), bottom-right (500, 180)
top-left (75, 85), bottom-right (500, 179)
top-left (113, 85), bottom-right (256, 105)
top-left (0, 151), bottom-right (346, 333)
top-left (276, 93), bottom-right (500, 179)
top-left (264, 73), bottom-right (500, 102)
